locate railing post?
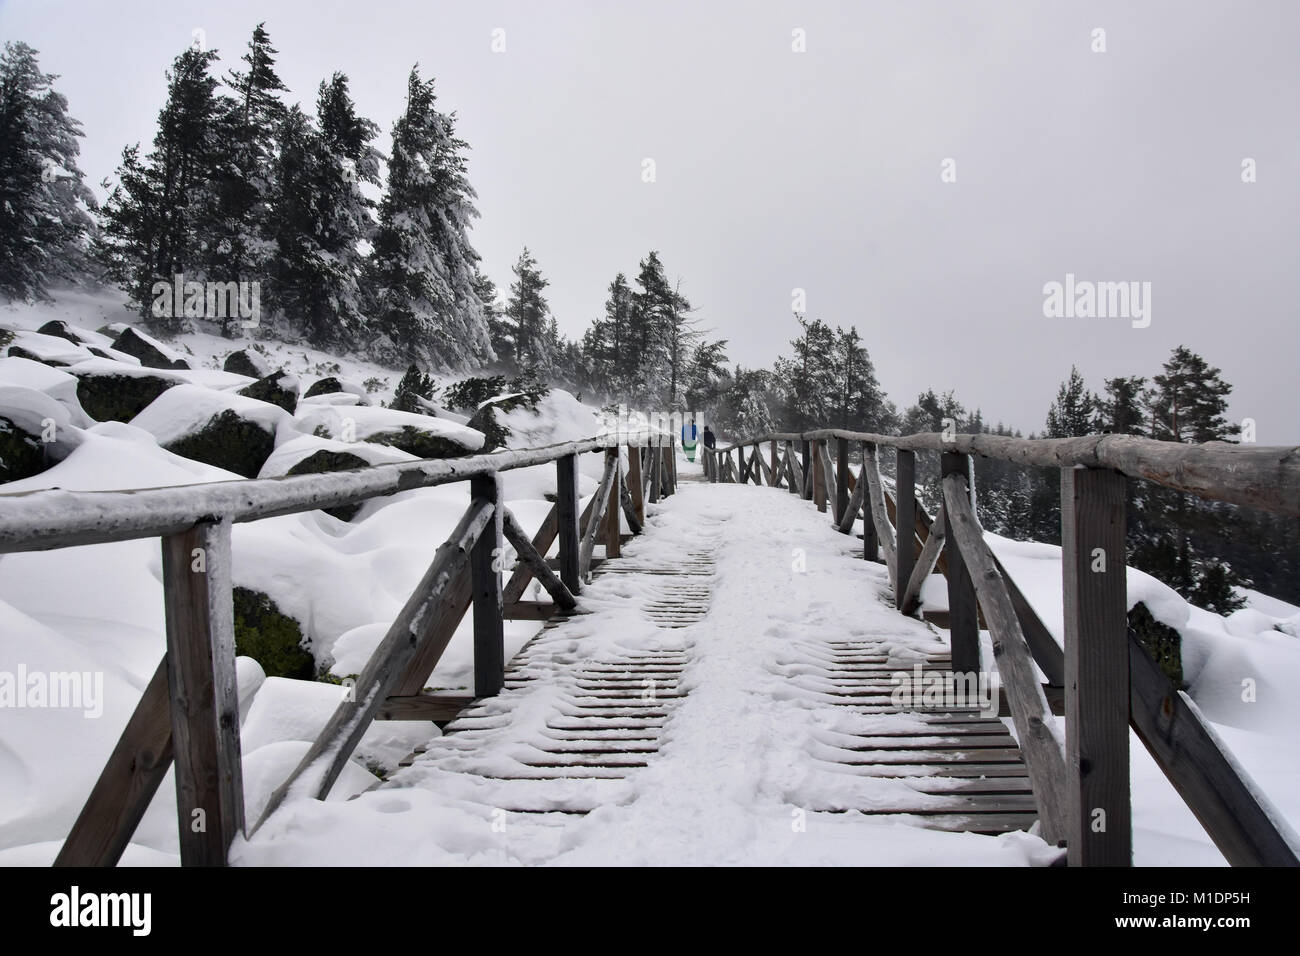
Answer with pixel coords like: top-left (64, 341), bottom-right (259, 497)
top-left (627, 441), bottom-right (645, 520)
top-left (895, 449), bottom-right (916, 608)
top-left (1062, 466), bottom-right (1130, 866)
top-left (471, 473), bottom-right (504, 698)
top-left (649, 438), bottom-right (662, 503)
top-left (836, 437), bottom-right (850, 521)
top-left (605, 447), bottom-right (622, 558)
top-left (800, 440), bottom-right (811, 499)
top-left (812, 440), bottom-right (827, 512)
top-left (940, 452), bottom-right (980, 674)
top-left (770, 441), bottom-right (778, 487)
top-left (161, 519), bottom-right (244, 867)
top-left (861, 441), bottom-right (878, 560)
top-left (556, 453), bottom-right (581, 593)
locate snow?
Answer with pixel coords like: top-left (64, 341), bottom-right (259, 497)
top-left (294, 403), bottom-right (485, 451)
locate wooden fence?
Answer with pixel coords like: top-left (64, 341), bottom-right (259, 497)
top-left (703, 430), bottom-right (1300, 867)
top-left (0, 432), bottom-right (679, 866)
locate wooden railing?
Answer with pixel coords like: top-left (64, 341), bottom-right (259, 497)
top-left (0, 431), bottom-right (680, 867)
top-left (703, 429), bottom-right (1300, 867)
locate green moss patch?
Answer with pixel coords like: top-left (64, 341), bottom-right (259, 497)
top-left (232, 586), bottom-right (314, 679)
top-left (164, 409), bottom-right (275, 478)
top-left (1129, 601), bottom-right (1185, 688)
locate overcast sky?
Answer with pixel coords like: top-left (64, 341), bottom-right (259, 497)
top-left (3, 0), bottom-right (1297, 440)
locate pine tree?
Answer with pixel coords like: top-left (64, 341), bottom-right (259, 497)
top-left (1134, 346), bottom-right (1245, 612)
top-left (1045, 366), bottom-right (1096, 438)
top-left (267, 72), bottom-right (379, 347)
top-left (96, 44), bottom-right (225, 331)
top-left (204, 24), bottom-right (286, 334)
top-left (627, 251), bottom-right (678, 403)
top-left (475, 268), bottom-right (511, 363)
top-left (0, 41), bottom-right (97, 300)
top-left (683, 338), bottom-right (729, 415)
top-left (1096, 375), bottom-right (1146, 434)
top-left (366, 67), bottom-right (493, 369)
top-left (773, 315), bottom-right (838, 430)
top-left (506, 247), bottom-right (553, 370)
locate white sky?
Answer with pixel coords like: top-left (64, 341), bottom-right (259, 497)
top-left (3, 0), bottom-right (1297, 440)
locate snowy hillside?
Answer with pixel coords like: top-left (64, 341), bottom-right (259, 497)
top-left (0, 290), bottom-right (615, 864)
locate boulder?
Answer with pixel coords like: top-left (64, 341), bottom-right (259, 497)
top-left (0, 386), bottom-right (79, 482)
top-left (223, 348), bottom-right (274, 379)
top-left (0, 415), bottom-right (46, 483)
top-left (232, 587), bottom-right (315, 679)
top-left (1130, 601), bottom-right (1184, 688)
top-left (303, 376), bottom-right (343, 399)
top-left (130, 384), bottom-right (292, 478)
top-left (285, 450), bottom-right (373, 521)
top-left (73, 366), bottom-right (179, 423)
top-left (237, 370), bottom-right (299, 414)
top-left (294, 405), bottom-right (483, 460)
top-left (35, 320), bottom-right (82, 344)
top-left (112, 327), bottom-right (191, 370)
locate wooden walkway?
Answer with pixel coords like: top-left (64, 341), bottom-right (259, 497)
top-left (390, 478), bottom-right (1040, 837)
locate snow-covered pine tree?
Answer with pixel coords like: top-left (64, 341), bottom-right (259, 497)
top-left (268, 73), bottom-right (379, 348)
top-left (506, 247), bottom-right (554, 371)
top-left (581, 272), bottom-right (633, 396)
top-left (773, 315), bottom-right (838, 430)
top-left (628, 251), bottom-right (677, 402)
top-left (683, 338), bottom-right (729, 417)
top-left (96, 44), bottom-right (225, 332)
top-left (0, 41), bottom-right (98, 301)
top-left (474, 268), bottom-right (512, 364)
top-left (832, 325), bottom-right (894, 432)
top-left (204, 23), bottom-right (286, 335)
top-left (365, 67), bottom-right (493, 370)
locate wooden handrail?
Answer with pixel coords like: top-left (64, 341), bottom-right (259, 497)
top-left (716, 430), bottom-right (1299, 516)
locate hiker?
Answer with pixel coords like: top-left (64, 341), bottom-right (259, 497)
top-left (702, 425), bottom-right (716, 449)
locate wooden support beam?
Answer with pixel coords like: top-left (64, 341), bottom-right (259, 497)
top-left (253, 498), bottom-right (494, 833)
top-left (471, 474), bottom-right (505, 699)
top-left (861, 445), bottom-right (897, 586)
top-left (503, 503), bottom-right (557, 605)
top-left (54, 657), bottom-right (175, 867)
top-left (895, 449), bottom-right (917, 609)
top-left (1062, 466), bottom-right (1130, 866)
top-left (502, 600), bottom-right (565, 620)
top-left (818, 440), bottom-right (838, 520)
top-left (1128, 632), bottom-right (1300, 866)
top-left (502, 508), bottom-right (577, 611)
top-left (942, 472), bottom-right (1069, 845)
top-left (770, 440), bottom-right (779, 487)
top-left (800, 440), bottom-right (812, 499)
top-left (941, 452), bottom-right (980, 676)
top-left (812, 441), bottom-right (826, 512)
top-left (160, 519), bottom-right (243, 867)
top-left (836, 462), bottom-right (867, 535)
top-left (784, 441), bottom-right (803, 495)
top-left (605, 449), bottom-right (622, 558)
top-left (900, 506), bottom-right (946, 617)
top-left (627, 443), bottom-right (646, 519)
top-left (836, 437), bottom-right (850, 522)
top-left (580, 450), bottom-right (618, 579)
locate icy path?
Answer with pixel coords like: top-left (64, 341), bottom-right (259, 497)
top-left (235, 480), bottom-right (1060, 866)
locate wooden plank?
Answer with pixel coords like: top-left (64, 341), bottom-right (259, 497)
top-left (605, 450), bottom-right (622, 558)
top-left (995, 554), bottom-right (1065, 686)
top-left (376, 695), bottom-right (475, 722)
top-left (755, 444), bottom-right (773, 485)
top-left (649, 441), bottom-right (662, 502)
top-left (901, 505), bottom-right (946, 617)
top-left (942, 472), bottom-right (1069, 845)
top-left (502, 508), bottom-right (576, 610)
top-left (54, 657), bottom-right (174, 867)
top-left (253, 498), bottom-right (494, 832)
top-left (836, 463), bottom-right (867, 535)
top-left (862, 444), bottom-right (897, 587)
top-left (769, 440), bottom-right (779, 487)
top-left (941, 453), bottom-right (980, 675)
top-left (472, 475), bottom-right (505, 699)
top-left (861, 446), bottom-right (879, 561)
top-left (836, 437), bottom-right (850, 521)
top-left (502, 600), bottom-right (564, 620)
top-left (160, 520), bottom-right (243, 867)
top-left (391, 564), bottom-right (471, 697)
top-left (895, 449), bottom-right (917, 609)
top-left (800, 440), bottom-right (812, 499)
top-left (1062, 466), bottom-right (1131, 866)
top-left (1128, 633), bottom-right (1300, 866)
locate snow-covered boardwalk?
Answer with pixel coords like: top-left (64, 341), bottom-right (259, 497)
top-left (236, 477), bottom-right (1057, 866)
